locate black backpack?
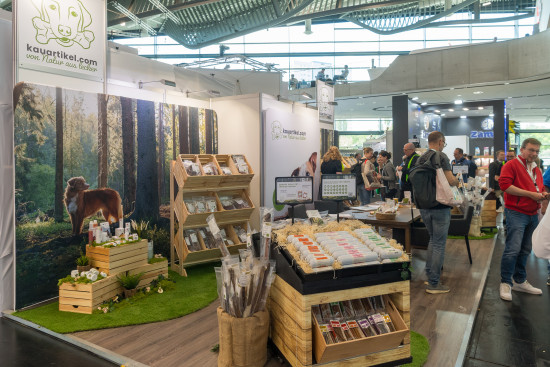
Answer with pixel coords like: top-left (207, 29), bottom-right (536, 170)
top-left (351, 160), bottom-right (364, 185)
top-left (408, 150), bottom-right (440, 209)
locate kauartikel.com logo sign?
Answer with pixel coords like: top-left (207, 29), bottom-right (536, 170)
top-left (31, 0), bottom-right (95, 49)
top-left (271, 120), bottom-right (307, 141)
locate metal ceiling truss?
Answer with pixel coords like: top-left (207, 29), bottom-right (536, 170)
top-left (0, 0), bottom-right (536, 48)
top-left (177, 54), bottom-right (286, 72)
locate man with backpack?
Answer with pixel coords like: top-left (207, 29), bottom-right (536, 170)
top-left (409, 131), bottom-right (459, 294)
top-left (397, 142), bottom-right (419, 201)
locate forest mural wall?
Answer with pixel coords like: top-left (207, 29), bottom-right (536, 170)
top-left (14, 82), bottom-right (217, 308)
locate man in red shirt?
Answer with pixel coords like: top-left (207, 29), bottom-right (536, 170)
top-left (498, 138), bottom-right (550, 301)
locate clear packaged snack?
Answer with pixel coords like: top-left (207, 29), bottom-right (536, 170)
top-left (220, 198), bottom-right (237, 210)
top-left (329, 302), bottom-right (343, 319)
top-left (311, 305), bottom-right (323, 323)
top-left (232, 155), bottom-right (249, 174)
top-left (319, 303), bottom-right (332, 321)
top-left (193, 197), bottom-right (207, 213)
top-left (184, 199), bottom-right (197, 214)
top-left (233, 225), bottom-right (248, 243)
top-left (205, 197), bottom-right (218, 213)
top-left (202, 162), bottom-right (219, 175)
top-left (185, 229), bottom-right (202, 251)
top-left (219, 165), bottom-right (232, 175)
top-left (183, 159), bottom-right (201, 176)
top-left (319, 324), bottom-right (334, 345)
top-left (347, 320), bottom-right (365, 339)
top-left (233, 197), bottom-right (250, 209)
top-left (340, 300), bottom-right (355, 319)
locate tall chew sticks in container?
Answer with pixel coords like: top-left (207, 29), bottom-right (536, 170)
top-left (260, 207), bottom-right (274, 260)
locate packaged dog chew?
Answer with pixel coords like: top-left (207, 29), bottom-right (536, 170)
top-left (340, 300), bottom-right (355, 319)
top-left (193, 197), bottom-right (207, 213)
top-left (341, 321), bottom-right (354, 340)
top-left (233, 225), bottom-right (248, 243)
top-left (371, 313), bottom-right (391, 334)
top-left (183, 159), bottom-right (201, 176)
top-left (351, 299), bottom-right (366, 317)
top-left (311, 305), bottom-right (323, 323)
top-left (219, 164), bottom-right (232, 175)
top-left (185, 229), bottom-right (202, 251)
top-left (202, 162), bottom-right (219, 175)
top-left (232, 155), bottom-right (250, 174)
top-left (346, 320), bottom-right (365, 339)
top-left (329, 302), bottom-right (343, 318)
top-left (319, 303), bottom-right (332, 321)
top-left (205, 197), bottom-right (218, 213)
top-left (329, 320), bottom-right (347, 343)
top-left (319, 324), bottom-right (334, 345)
top-left (358, 318), bottom-right (377, 337)
top-left (383, 313), bottom-right (396, 332)
top-left (361, 297), bottom-right (375, 314)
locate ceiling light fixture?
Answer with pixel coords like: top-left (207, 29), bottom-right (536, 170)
top-left (421, 102), bottom-right (427, 106)
top-left (482, 1), bottom-right (491, 6)
top-left (412, 97), bottom-right (419, 100)
top-left (473, 91), bottom-right (484, 95)
top-left (448, 108), bottom-right (454, 112)
top-left (139, 79), bottom-right (176, 89)
top-left (460, 115), bottom-right (467, 119)
top-left (441, 113), bottom-right (446, 116)
top-left (186, 89), bottom-right (220, 97)
top-left (478, 106), bottom-right (484, 110)
top-left (454, 99), bottom-right (463, 105)
top-left (300, 92), bottom-right (313, 99)
top-left (434, 110), bottom-right (440, 113)
top-left (489, 113), bottom-right (495, 117)
top-left (463, 108), bottom-right (469, 111)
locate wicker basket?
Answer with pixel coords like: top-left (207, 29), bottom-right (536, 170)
top-left (375, 212), bottom-right (397, 220)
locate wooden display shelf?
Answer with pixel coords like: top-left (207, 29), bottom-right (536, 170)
top-left (86, 239), bottom-right (148, 275)
top-left (170, 155), bottom-right (255, 276)
top-left (481, 198), bottom-right (497, 227)
top-left (268, 276), bottom-right (410, 367)
top-left (59, 260), bottom-right (168, 314)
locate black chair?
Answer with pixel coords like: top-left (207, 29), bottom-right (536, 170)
top-left (411, 205), bottom-right (475, 264)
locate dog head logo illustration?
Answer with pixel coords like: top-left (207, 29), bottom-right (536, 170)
top-left (271, 121), bottom-right (282, 140)
top-left (31, 0), bottom-right (95, 49)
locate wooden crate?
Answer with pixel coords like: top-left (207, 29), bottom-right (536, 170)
top-left (481, 199), bottom-right (497, 227)
top-left (216, 154), bottom-right (254, 188)
top-left (312, 295), bottom-right (408, 364)
top-left (268, 276), bottom-right (410, 367)
top-left (175, 154), bottom-right (223, 189)
top-left (59, 260), bottom-right (169, 314)
top-left (86, 239), bottom-right (148, 275)
top-left (178, 191), bottom-right (223, 227)
top-left (216, 189), bottom-right (255, 222)
top-left (59, 275), bottom-right (119, 314)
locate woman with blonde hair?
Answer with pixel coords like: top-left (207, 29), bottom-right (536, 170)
top-left (359, 147), bottom-right (376, 205)
top-left (320, 146), bottom-right (344, 175)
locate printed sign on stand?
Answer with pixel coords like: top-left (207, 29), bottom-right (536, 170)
top-left (16, 0), bottom-right (106, 81)
top-left (321, 174), bottom-right (357, 201)
top-left (275, 177), bottom-right (314, 205)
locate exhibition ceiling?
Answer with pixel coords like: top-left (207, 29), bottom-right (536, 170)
top-left (1, 0), bottom-right (535, 48)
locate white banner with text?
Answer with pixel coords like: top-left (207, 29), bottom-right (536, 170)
top-left (16, 0), bottom-right (105, 81)
top-left (263, 108), bottom-right (320, 218)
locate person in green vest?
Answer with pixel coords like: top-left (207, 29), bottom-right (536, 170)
top-left (397, 143), bottom-right (419, 201)
top-left (489, 149), bottom-right (506, 211)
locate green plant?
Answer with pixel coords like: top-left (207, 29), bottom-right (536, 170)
top-left (131, 220), bottom-right (149, 239)
top-left (75, 252), bottom-right (89, 266)
top-left (117, 271), bottom-right (144, 290)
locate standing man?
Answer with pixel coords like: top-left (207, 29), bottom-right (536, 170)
top-left (397, 143), bottom-right (419, 201)
top-left (451, 148), bottom-right (476, 182)
top-left (489, 150), bottom-right (506, 211)
top-left (351, 152), bottom-right (367, 205)
top-left (506, 149), bottom-right (516, 162)
top-left (414, 132), bottom-right (459, 294)
top-left (498, 138), bottom-right (549, 301)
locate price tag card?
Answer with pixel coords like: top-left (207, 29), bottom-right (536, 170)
top-left (275, 177), bottom-right (314, 205)
top-left (452, 165), bottom-right (469, 175)
top-left (321, 174), bottom-right (357, 201)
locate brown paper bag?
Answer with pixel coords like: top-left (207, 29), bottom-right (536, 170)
top-left (468, 216), bottom-right (482, 237)
top-left (217, 307), bottom-right (270, 367)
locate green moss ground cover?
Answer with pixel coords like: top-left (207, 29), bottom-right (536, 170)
top-left (12, 265), bottom-right (218, 334)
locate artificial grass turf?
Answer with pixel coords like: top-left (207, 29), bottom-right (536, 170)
top-left (403, 331), bottom-right (430, 367)
top-left (448, 227), bottom-right (497, 240)
top-left (12, 265), bottom-right (219, 334)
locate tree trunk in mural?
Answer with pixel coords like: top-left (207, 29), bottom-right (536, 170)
top-left (213, 111), bottom-right (218, 154)
top-left (98, 94), bottom-right (108, 188)
top-left (205, 109), bottom-right (213, 154)
top-left (189, 107), bottom-right (200, 154)
top-left (178, 106), bottom-right (189, 154)
top-left (121, 96), bottom-right (135, 214)
top-left (54, 87), bottom-right (64, 222)
top-left (134, 100), bottom-right (159, 220)
top-left (158, 104), bottom-right (165, 203)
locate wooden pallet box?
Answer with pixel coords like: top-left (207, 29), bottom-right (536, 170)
top-left (268, 276), bottom-right (411, 367)
top-left (59, 275), bottom-right (120, 314)
top-left (86, 239), bottom-right (148, 275)
top-left (481, 199), bottom-right (497, 227)
top-left (59, 260), bottom-right (169, 314)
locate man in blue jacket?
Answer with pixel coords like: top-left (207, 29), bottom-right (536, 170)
top-left (451, 148), bottom-right (476, 182)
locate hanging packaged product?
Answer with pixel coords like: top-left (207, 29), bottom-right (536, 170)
top-left (260, 207), bottom-right (274, 259)
top-left (207, 214), bottom-right (230, 258)
top-left (183, 159), bottom-right (202, 176)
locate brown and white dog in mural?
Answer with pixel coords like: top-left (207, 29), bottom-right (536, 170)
top-left (64, 177), bottom-right (122, 235)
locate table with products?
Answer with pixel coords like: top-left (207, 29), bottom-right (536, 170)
top-left (342, 206), bottom-right (421, 253)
